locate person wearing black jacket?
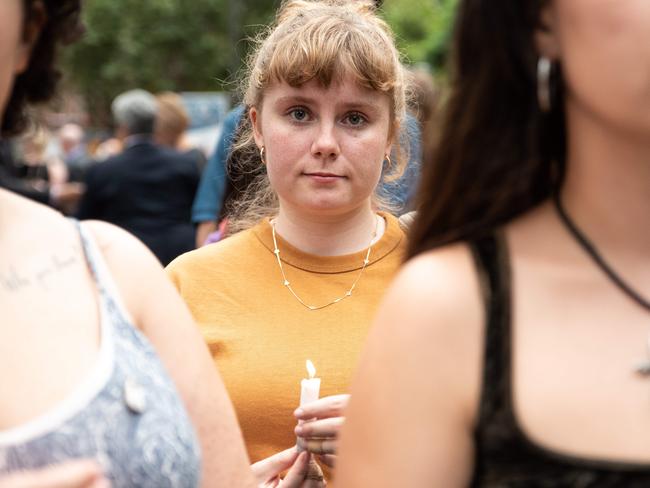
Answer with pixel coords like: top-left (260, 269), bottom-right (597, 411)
top-left (77, 89), bottom-right (200, 265)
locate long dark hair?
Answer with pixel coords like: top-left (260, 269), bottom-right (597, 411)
top-left (2, 0), bottom-right (83, 137)
top-left (407, 0), bottom-right (566, 258)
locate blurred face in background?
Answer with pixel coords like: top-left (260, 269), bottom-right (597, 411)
top-left (542, 0), bottom-right (650, 138)
top-left (0, 0), bottom-right (34, 131)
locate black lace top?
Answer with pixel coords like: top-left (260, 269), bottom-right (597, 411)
top-left (469, 234), bottom-right (650, 487)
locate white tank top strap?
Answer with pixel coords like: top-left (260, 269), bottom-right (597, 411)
top-left (70, 219), bottom-right (134, 325)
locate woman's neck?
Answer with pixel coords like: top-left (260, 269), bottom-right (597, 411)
top-left (273, 204), bottom-right (383, 256)
top-left (561, 100), bottom-right (650, 258)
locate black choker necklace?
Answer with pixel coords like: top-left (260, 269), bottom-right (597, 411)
top-left (553, 194), bottom-right (650, 375)
top-left (553, 194), bottom-right (650, 312)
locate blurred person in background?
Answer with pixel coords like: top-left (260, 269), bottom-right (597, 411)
top-left (58, 122), bottom-right (91, 182)
top-left (0, 127), bottom-right (83, 212)
top-left (19, 126), bottom-right (59, 186)
top-left (92, 135), bottom-right (122, 161)
top-left (338, 0), bottom-right (650, 486)
top-left (407, 66), bottom-right (438, 174)
top-left (192, 104), bottom-right (246, 246)
top-left (0, 0), bottom-right (257, 486)
top-left (77, 88), bottom-right (200, 265)
top-left (155, 91), bottom-right (207, 173)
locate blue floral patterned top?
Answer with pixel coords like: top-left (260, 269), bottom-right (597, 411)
top-left (0, 221), bottom-right (201, 487)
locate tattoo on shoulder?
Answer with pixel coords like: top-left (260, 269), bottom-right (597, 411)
top-left (0, 246), bottom-right (82, 293)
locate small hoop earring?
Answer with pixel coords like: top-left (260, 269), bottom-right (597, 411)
top-left (260, 146), bottom-right (266, 164)
top-left (384, 154), bottom-right (392, 168)
top-left (537, 56), bottom-right (552, 113)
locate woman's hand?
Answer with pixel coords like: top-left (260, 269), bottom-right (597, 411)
top-left (294, 394), bottom-right (349, 468)
top-left (0, 460), bottom-right (109, 488)
top-left (251, 448), bottom-right (325, 487)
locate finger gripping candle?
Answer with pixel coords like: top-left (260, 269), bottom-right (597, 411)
top-left (297, 359), bottom-right (320, 451)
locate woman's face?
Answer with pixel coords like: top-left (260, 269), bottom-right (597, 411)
top-left (0, 0), bottom-right (33, 130)
top-left (543, 0), bottom-right (650, 137)
top-left (250, 76), bottom-right (393, 219)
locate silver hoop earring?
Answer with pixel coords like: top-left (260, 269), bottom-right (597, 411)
top-left (384, 154), bottom-right (392, 167)
top-left (537, 56), bottom-right (552, 113)
top-left (260, 146), bottom-right (266, 164)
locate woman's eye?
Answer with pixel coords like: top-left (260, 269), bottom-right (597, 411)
top-left (345, 113), bottom-right (366, 126)
top-left (289, 108), bottom-right (308, 121)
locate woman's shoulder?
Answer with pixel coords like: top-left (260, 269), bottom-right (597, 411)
top-left (378, 240), bottom-right (486, 367)
top-left (393, 241), bottom-right (483, 317)
top-left (0, 190), bottom-right (146, 257)
top-left (1, 189), bottom-right (62, 227)
top-left (361, 240), bottom-right (487, 426)
top-left (0, 191), bottom-right (84, 256)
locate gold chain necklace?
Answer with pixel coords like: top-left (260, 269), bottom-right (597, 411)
top-left (270, 216), bottom-right (380, 311)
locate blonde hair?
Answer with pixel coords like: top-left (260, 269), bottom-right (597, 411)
top-left (154, 92), bottom-right (190, 148)
top-left (227, 0), bottom-right (407, 233)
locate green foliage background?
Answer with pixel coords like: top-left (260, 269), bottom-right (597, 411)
top-left (382, 0), bottom-right (457, 69)
top-left (62, 0), bottom-right (457, 125)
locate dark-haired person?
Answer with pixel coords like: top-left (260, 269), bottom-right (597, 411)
top-left (0, 1), bottom-right (257, 486)
top-left (338, 0), bottom-right (650, 486)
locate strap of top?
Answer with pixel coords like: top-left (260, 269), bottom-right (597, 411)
top-left (69, 218), bottom-right (130, 318)
top-left (468, 232), bottom-right (515, 443)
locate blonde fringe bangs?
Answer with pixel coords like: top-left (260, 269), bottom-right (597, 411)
top-left (270, 22), bottom-right (395, 88)
top-left (248, 3), bottom-right (404, 119)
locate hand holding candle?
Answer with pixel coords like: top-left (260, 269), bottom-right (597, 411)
top-left (294, 391), bottom-right (350, 467)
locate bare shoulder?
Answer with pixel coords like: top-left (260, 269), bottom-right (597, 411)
top-left (379, 241), bottom-right (484, 343)
top-left (0, 190), bottom-right (80, 253)
top-left (0, 189), bottom-right (64, 232)
top-left (367, 241), bottom-right (485, 417)
top-left (339, 241), bottom-right (485, 486)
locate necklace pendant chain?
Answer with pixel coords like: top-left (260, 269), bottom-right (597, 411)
top-left (634, 334), bottom-right (650, 377)
top-left (635, 361), bottom-right (650, 377)
top-left (270, 216), bottom-right (379, 311)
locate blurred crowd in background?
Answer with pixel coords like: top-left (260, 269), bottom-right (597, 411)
top-left (0, 67), bottom-right (437, 265)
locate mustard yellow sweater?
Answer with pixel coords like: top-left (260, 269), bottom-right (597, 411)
top-left (166, 213), bottom-right (406, 463)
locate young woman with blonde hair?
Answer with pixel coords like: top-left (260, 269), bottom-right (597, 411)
top-left (167, 0), bottom-right (408, 483)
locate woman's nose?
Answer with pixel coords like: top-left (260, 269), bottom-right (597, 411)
top-left (310, 121), bottom-right (340, 161)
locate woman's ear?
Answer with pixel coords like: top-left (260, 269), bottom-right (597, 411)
top-left (384, 121), bottom-right (397, 159)
top-left (384, 140), bottom-right (393, 162)
top-left (15, 0), bottom-right (46, 74)
top-left (250, 106), bottom-right (264, 149)
top-left (534, 2), bottom-right (561, 60)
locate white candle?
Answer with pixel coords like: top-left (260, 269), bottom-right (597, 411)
top-left (300, 359), bottom-right (321, 404)
top-left (297, 359), bottom-right (320, 451)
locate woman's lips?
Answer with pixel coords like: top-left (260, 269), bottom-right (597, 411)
top-left (304, 172), bottom-right (344, 182)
